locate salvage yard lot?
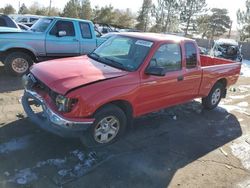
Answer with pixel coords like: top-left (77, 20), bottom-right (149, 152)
top-left (0, 62), bottom-right (250, 188)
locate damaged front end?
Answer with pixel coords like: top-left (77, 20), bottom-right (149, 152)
top-left (210, 39), bottom-right (243, 62)
top-left (21, 74), bottom-right (94, 138)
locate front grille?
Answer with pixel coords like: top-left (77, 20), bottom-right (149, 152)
top-left (32, 74), bottom-right (58, 102)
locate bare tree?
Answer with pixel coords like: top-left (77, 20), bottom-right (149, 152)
top-left (180, 0), bottom-right (207, 36)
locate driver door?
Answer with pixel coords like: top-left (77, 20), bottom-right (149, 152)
top-left (135, 42), bottom-right (186, 116)
top-left (45, 20), bottom-right (80, 57)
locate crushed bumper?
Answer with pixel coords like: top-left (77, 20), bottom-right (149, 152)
top-left (22, 89), bottom-right (94, 138)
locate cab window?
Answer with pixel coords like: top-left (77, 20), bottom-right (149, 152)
top-left (30, 18), bottom-right (39, 23)
top-left (149, 43), bottom-right (182, 72)
top-left (19, 17), bottom-right (28, 22)
top-left (79, 22), bottom-right (92, 39)
top-left (185, 42), bottom-right (197, 69)
top-left (50, 20), bottom-right (75, 36)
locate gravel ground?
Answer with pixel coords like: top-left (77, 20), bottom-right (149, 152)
top-left (0, 62), bottom-right (249, 188)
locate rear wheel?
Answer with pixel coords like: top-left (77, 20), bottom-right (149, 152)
top-left (202, 82), bottom-right (224, 110)
top-left (80, 104), bottom-right (127, 148)
top-left (4, 52), bottom-right (33, 76)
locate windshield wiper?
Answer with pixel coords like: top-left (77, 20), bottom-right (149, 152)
top-left (102, 57), bottom-right (127, 71)
top-left (88, 53), bottom-right (127, 71)
top-left (88, 52), bottom-right (102, 61)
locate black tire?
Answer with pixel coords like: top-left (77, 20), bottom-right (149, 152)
top-left (4, 52), bottom-right (33, 76)
top-left (202, 82), bottom-right (224, 110)
top-left (80, 104), bottom-right (127, 148)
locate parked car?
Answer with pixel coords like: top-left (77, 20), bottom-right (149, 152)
top-left (210, 39), bottom-right (242, 62)
top-left (17, 23), bottom-right (30, 31)
top-left (21, 33), bottom-right (241, 147)
top-left (0, 14), bottom-right (19, 28)
top-left (15, 14), bottom-right (41, 27)
top-left (198, 46), bottom-right (208, 55)
top-left (0, 16), bottom-right (107, 76)
top-left (0, 26), bottom-right (22, 32)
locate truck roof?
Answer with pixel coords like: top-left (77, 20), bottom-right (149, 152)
top-left (117, 32), bottom-right (194, 43)
top-left (43, 16), bottom-right (93, 24)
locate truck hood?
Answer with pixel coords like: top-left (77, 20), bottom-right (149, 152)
top-left (0, 30), bottom-right (45, 40)
top-left (30, 55), bottom-right (128, 95)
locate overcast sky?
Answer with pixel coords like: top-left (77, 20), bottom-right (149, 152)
top-left (2, 0), bottom-right (246, 29)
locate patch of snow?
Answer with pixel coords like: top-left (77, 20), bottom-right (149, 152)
top-left (57, 169), bottom-right (68, 177)
top-left (217, 104), bottom-right (247, 113)
top-left (0, 136), bottom-right (31, 154)
top-left (220, 98), bottom-right (233, 104)
top-left (229, 94), bottom-right (250, 99)
top-left (238, 85), bottom-right (250, 93)
top-left (241, 60), bottom-right (250, 77)
top-left (6, 150), bottom-right (101, 185)
top-left (4, 172), bottom-right (10, 177)
top-left (8, 168), bottom-right (38, 185)
top-left (238, 118), bottom-right (244, 122)
top-left (237, 102), bottom-right (249, 107)
top-left (71, 150), bottom-right (85, 161)
top-left (237, 179), bottom-right (250, 188)
top-left (71, 152), bottom-right (97, 177)
top-left (231, 140), bottom-right (250, 170)
top-left (36, 158), bottom-right (66, 168)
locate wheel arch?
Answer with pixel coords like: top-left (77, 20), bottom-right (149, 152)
top-left (3, 48), bottom-right (37, 63)
top-left (217, 78), bottom-right (227, 88)
top-left (94, 100), bottom-right (134, 126)
top-left (214, 78), bottom-right (227, 98)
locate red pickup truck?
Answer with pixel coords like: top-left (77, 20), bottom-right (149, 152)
top-left (22, 33), bottom-right (241, 147)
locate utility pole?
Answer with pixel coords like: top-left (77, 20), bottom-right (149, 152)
top-left (228, 20), bottom-right (233, 39)
top-left (49, 0), bottom-right (52, 16)
top-left (18, 1), bottom-right (21, 13)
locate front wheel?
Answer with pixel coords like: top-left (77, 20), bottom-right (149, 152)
top-left (4, 52), bottom-right (33, 76)
top-left (202, 82), bottom-right (224, 110)
top-left (80, 104), bottom-right (127, 148)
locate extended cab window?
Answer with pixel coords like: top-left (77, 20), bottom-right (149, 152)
top-left (50, 20), bottom-right (75, 36)
top-left (150, 43), bottom-right (182, 72)
top-left (185, 42), bottom-right (197, 69)
top-left (79, 22), bottom-right (92, 38)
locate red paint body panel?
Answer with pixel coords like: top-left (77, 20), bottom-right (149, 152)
top-left (30, 56), bottom-right (128, 95)
top-left (199, 55), bottom-right (241, 97)
top-left (30, 33), bottom-right (241, 121)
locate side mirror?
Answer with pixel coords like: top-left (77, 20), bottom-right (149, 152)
top-left (145, 66), bottom-right (166, 76)
top-left (58, 30), bottom-right (66, 37)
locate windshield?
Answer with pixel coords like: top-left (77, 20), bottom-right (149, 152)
top-left (30, 18), bottom-right (52, 32)
top-left (88, 36), bottom-right (153, 71)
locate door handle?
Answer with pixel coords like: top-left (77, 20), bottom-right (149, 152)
top-left (177, 75), bottom-right (184, 81)
top-left (143, 81), bottom-right (157, 85)
top-left (73, 38), bottom-right (79, 42)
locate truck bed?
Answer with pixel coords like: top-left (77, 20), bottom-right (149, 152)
top-left (200, 55), bottom-right (236, 67)
top-left (199, 55), bottom-right (241, 97)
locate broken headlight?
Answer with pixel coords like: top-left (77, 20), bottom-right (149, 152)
top-left (22, 73), bottom-right (37, 90)
top-left (55, 94), bottom-right (78, 112)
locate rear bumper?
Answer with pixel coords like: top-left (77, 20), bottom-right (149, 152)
top-left (22, 89), bottom-right (94, 138)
